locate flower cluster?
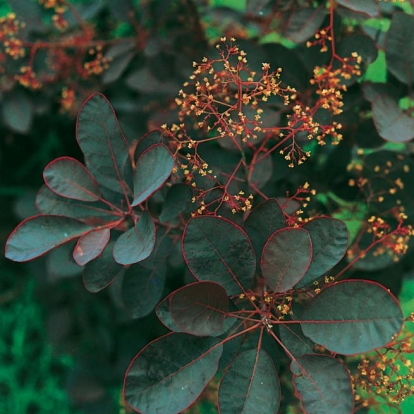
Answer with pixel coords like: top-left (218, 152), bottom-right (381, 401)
top-left (353, 329), bottom-right (414, 408)
top-left (0, 13), bottom-right (25, 63)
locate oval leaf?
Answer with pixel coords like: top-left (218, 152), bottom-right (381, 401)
top-left (122, 263), bottom-right (167, 319)
top-left (113, 211), bottom-right (156, 265)
top-left (371, 94), bottom-right (414, 142)
top-left (218, 349), bottom-right (281, 414)
top-left (5, 215), bottom-right (93, 262)
top-left (76, 93), bottom-right (132, 195)
top-left (291, 355), bottom-right (354, 414)
top-left (244, 198), bottom-right (286, 274)
top-left (131, 143), bottom-right (175, 206)
top-left (297, 217), bottom-right (348, 287)
top-left (261, 228), bottom-right (312, 292)
top-left (300, 280), bottom-right (404, 354)
top-left (124, 333), bottom-right (222, 414)
top-left (159, 183), bottom-right (193, 223)
top-left (170, 282), bottom-right (229, 336)
top-left (386, 13), bottom-right (414, 85)
top-left (279, 323), bottom-right (315, 358)
top-left (183, 216), bottom-right (256, 295)
top-left (73, 228), bottom-right (110, 266)
top-left (36, 185), bottom-right (116, 224)
top-left (82, 242), bottom-right (123, 293)
top-left (43, 157), bottom-right (102, 201)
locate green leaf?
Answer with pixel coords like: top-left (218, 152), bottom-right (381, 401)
top-left (73, 228), bottom-right (110, 266)
top-left (296, 217), bottom-right (348, 287)
top-left (76, 93), bottom-right (132, 195)
top-left (132, 144), bottom-right (175, 206)
top-left (183, 216), bottom-right (256, 295)
top-left (291, 355), bottom-right (354, 414)
top-left (170, 282), bottom-right (229, 336)
top-left (261, 228), bottom-right (312, 292)
top-left (244, 198), bottom-right (286, 274)
top-left (218, 349), bottom-right (280, 414)
top-left (5, 215), bottom-right (93, 262)
top-left (371, 94), bottom-right (414, 142)
top-left (300, 280), bottom-right (404, 354)
top-left (113, 211), bottom-right (156, 265)
top-left (122, 263), bottom-right (166, 319)
top-left (2, 88), bottom-right (33, 134)
top-left (124, 333), bottom-right (222, 414)
top-left (285, 6), bottom-right (326, 43)
top-left (159, 183), bottom-right (193, 223)
top-left (36, 185), bottom-right (116, 224)
top-left (82, 242), bottom-right (123, 292)
top-left (336, 0), bottom-right (379, 17)
top-left (43, 157), bottom-right (101, 202)
top-left (279, 323), bottom-right (315, 358)
top-left (386, 13), bottom-right (414, 85)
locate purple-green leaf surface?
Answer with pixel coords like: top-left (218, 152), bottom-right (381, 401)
top-left (5, 215), bottom-right (93, 262)
top-left (124, 333), bottom-right (222, 414)
top-left (244, 198), bottom-right (286, 272)
top-left (122, 263), bottom-right (167, 319)
top-left (279, 323), bottom-right (315, 358)
top-left (300, 280), bottom-right (404, 354)
top-left (371, 94), bottom-right (414, 142)
top-left (73, 228), bottom-right (110, 266)
top-left (183, 216), bottom-right (256, 295)
top-left (76, 93), bottom-right (132, 195)
top-left (170, 282), bottom-right (229, 336)
top-left (386, 13), bottom-right (414, 85)
top-left (82, 242), bottom-right (122, 292)
top-left (297, 217), bottom-right (348, 287)
top-left (43, 157), bottom-right (101, 201)
top-left (36, 185), bottom-right (117, 224)
top-left (261, 228), bottom-right (312, 292)
top-left (218, 349), bottom-right (281, 414)
top-left (113, 211), bottom-right (156, 265)
top-left (336, 0), bottom-right (379, 17)
top-left (291, 355), bottom-right (354, 414)
top-left (132, 143), bottom-right (175, 206)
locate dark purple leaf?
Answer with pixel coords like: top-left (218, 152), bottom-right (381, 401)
top-left (5, 215), bottom-right (93, 262)
top-left (134, 129), bottom-right (167, 162)
top-left (285, 6), bottom-right (326, 44)
top-left (300, 280), bottom-right (404, 354)
top-left (244, 198), bottom-right (286, 274)
top-left (76, 93), bottom-right (132, 196)
top-left (156, 295), bottom-right (182, 332)
top-left (132, 143), bottom-right (175, 206)
top-left (336, 0), bottom-right (379, 17)
top-left (103, 41), bottom-right (135, 84)
top-left (82, 242), bottom-right (123, 293)
top-left (291, 355), bottom-right (354, 414)
top-left (183, 216), bottom-right (256, 295)
top-left (47, 241), bottom-right (82, 280)
top-left (159, 184), bottom-right (193, 223)
top-left (261, 228), bottom-right (312, 292)
top-left (2, 88), bottom-right (33, 134)
top-left (113, 211), bottom-right (156, 265)
top-left (170, 282), bottom-right (229, 337)
top-left (124, 333), bottom-right (222, 414)
top-left (122, 263), bottom-right (167, 319)
top-left (43, 157), bottom-right (102, 202)
top-left (36, 185), bottom-right (117, 224)
top-left (296, 217), bottom-right (348, 287)
top-left (279, 323), bottom-right (315, 358)
top-left (386, 13), bottom-right (414, 85)
top-left (218, 349), bottom-right (280, 414)
top-left (249, 155), bottom-right (273, 190)
top-left (371, 94), bottom-right (414, 142)
top-left (73, 228), bottom-right (110, 266)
